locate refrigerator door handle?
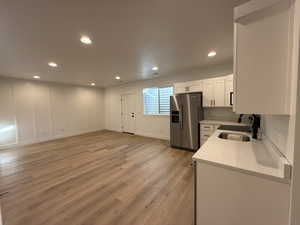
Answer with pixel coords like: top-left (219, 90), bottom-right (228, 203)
top-left (179, 105), bottom-right (183, 129)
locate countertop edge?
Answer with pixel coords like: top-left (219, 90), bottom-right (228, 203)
top-left (192, 156), bottom-right (290, 184)
top-left (199, 120), bottom-right (245, 126)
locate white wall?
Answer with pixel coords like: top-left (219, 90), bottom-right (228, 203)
top-left (0, 77), bottom-right (104, 147)
top-left (104, 63), bottom-right (233, 140)
top-left (204, 107), bottom-right (238, 122)
top-left (262, 115), bottom-right (290, 161)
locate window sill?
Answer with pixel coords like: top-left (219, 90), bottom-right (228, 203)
top-left (143, 114), bottom-right (170, 116)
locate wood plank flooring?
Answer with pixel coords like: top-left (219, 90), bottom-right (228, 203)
top-left (0, 131), bottom-right (194, 225)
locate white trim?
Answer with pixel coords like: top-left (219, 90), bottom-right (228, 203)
top-left (0, 128), bottom-right (104, 150)
top-left (142, 114), bottom-right (170, 116)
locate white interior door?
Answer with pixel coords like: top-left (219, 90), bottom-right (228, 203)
top-left (121, 94), bottom-right (136, 134)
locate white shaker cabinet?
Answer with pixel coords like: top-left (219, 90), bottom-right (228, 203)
top-left (173, 75), bottom-right (233, 108)
top-left (174, 82), bottom-right (186, 94)
top-left (186, 80), bottom-right (203, 93)
top-left (213, 78), bottom-right (225, 107)
top-left (234, 0), bottom-right (295, 114)
top-left (202, 79), bottom-right (214, 107)
top-left (225, 74), bottom-right (234, 107)
top-left (195, 161), bottom-right (290, 225)
top-left (174, 80), bottom-right (202, 94)
top-left (202, 77), bottom-right (227, 107)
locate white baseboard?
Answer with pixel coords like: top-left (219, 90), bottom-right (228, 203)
top-left (135, 131), bottom-right (169, 140)
top-left (0, 128), bottom-right (170, 150)
top-left (0, 128), bottom-right (104, 150)
top-left (104, 128), bottom-right (169, 140)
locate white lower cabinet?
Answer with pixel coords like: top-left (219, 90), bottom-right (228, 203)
top-left (195, 162), bottom-right (290, 225)
top-left (200, 123), bottom-right (219, 146)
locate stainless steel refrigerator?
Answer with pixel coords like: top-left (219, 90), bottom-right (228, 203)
top-left (170, 92), bottom-right (203, 151)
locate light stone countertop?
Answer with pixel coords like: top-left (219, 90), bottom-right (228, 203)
top-left (193, 128), bottom-right (291, 183)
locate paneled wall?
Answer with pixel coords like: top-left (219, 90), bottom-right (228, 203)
top-left (0, 81), bottom-right (16, 145)
top-left (0, 77), bottom-right (104, 147)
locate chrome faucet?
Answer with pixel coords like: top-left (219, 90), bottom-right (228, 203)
top-left (237, 114), bottom-right (261, 139)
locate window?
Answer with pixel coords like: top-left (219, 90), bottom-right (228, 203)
top-left (143, 87), bottom-right (173, 115)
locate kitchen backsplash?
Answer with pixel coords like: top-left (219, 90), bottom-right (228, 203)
top-left (261, 115), bottom-right (289, 160)
top-left (204, 107), bottom-right (239, 122)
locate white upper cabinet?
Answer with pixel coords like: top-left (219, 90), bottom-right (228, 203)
top-left (202, 79), bottom-right (214, 107)
top-left (225, 74), bottom-right (234, 107)
top-left (174, 75), bottom-right (233, 107)
top-left (174, 80), bottom-right (203, 94)
top-left (174, 82), bottom-right (186, 94)
top-left (234, 0), bottom-right (295, 114)
top-left (213, 78), bottom-right (225, 107)
top-left (202, 77), bottom-right (230, 107)
top-left (186, 80), bottom-right (203, 93)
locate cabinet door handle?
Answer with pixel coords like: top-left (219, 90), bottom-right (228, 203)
top-left (230, 92), bottom-right (233, 106)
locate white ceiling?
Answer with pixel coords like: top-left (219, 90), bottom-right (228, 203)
top-left (0, 0), bottom-right (249, 87)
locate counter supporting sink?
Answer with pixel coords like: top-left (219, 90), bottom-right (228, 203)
top-left (218, 132), bottom-right (250, 142)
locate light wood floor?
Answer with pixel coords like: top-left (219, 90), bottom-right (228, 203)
top-left (0, 131), bottom-right (194, 225)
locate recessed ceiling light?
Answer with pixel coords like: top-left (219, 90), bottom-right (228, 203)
top-left (80, 36), bottom-right (92, 45)
top-left (48, 62), bottom-right (58, 67)
top-left (115, 76), bottom-right (121, 80)
top-left (33, 75), bottom-right (40, 79)
top-left (91, 83), bottom-right (96, 86)
top-left (208, 51), bottom-right (217, 57)
top-left (152, 66), bottom-right (159, 71)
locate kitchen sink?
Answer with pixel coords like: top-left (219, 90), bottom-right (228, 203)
top-left (218, 132), bottom-right (250, 142)
top-left (217, 125), bottom-right (251, 132)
